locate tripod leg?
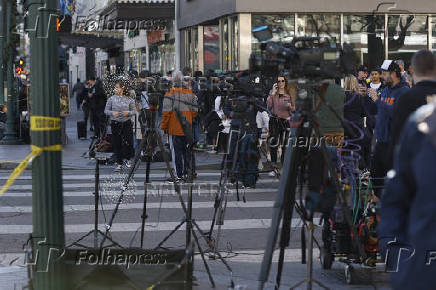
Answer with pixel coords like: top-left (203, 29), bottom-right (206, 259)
top-left (191, 229), bottom-right (216, 288)
top-left (94, 160), bottom-right (100, 248)
top-left (140, 134), bottom-right (152, 248)
top-left (259, 126), bottom-right (302, 290)
top-left (154, 220), bottom-right (186, 250)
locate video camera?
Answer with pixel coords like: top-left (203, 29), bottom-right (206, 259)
top-left (250, 28), bottom-right (355, 79)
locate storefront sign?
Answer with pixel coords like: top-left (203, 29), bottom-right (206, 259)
top-left (147, 30), bottom-right (164, 44)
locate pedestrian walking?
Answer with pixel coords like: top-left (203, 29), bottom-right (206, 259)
top-left (104, 81), bottom-right (136, 171)
top-left (72, 78), bottom-right (85, 110)
top-left (81, 80), bottom-right (92, 131)
top-left (88, 77), bottom-right (107, 138)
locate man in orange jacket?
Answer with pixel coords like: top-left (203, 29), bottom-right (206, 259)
top-left (161, 71), bottom-right (198, 182)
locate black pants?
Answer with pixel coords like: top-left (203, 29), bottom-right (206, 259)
top-left (111, 120), bottom-right (134, 165)
top-left (268, 119), bottom-right (290, 164)
top-left (370, 141), bottom-right (390, 197)
top-left (83, 105), bottom-right (92, 129)
top-left (92, 108), bottom-right (105, 138)
top-left (172, 135), bottom-right (192, 178)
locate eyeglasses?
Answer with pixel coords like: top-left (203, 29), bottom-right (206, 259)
top-left (278, 80), bottom-right (286, 83)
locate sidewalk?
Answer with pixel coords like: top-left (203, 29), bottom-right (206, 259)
top-left (0, 97), bottom-right (221, 171)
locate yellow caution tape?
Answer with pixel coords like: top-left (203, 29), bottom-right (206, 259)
top-left (30, 116), bottom-right (61, 131)
top-left (0, 144), bottom-right (62, 196)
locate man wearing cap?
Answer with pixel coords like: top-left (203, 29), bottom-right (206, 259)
top-left (365, 60), bottom-right (409, 196)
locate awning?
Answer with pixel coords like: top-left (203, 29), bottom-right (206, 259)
top-left (58, 32), bottom-right (123, 49)
top-left (100, 0), bottom-right (174, 21)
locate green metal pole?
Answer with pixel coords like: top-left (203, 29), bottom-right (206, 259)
top-left (0, 0), bottom-right (4, 104)
top-left (26, 0), bottom-right (66, 288)
top-left (1, 0), bottom-right (20, 143)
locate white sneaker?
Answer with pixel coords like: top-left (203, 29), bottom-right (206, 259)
top-left (114, 164), bottom-right (122, 172)
top-left (124, 160), bottom-right (132, 169)
top-left (269, 171), bottom-right (276, 177)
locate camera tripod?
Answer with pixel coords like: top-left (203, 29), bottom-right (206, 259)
top-left (258, 84), bottom-right (366, 290)
top-left (98, 92), bottom-right (234, 288)
top-left (66, 155), bottom-right (123, 249)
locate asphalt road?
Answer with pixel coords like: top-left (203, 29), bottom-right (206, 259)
top-left (0, 167), bottom-right (392, 289)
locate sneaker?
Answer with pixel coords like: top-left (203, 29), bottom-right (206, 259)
top-left (114, 164), bottom-right (122, 172)
top-left (167, 177), bottom-right (182, 184)
top-left (124, 160), bottom-right (132, 169)
top-left (269, 171), bottom-right (276, 177)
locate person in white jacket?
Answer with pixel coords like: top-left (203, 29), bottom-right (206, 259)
top-left (215, 95), bottom-right (231, 152)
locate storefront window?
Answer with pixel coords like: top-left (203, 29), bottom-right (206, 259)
top-left (231, 16), bottom-right (239, 71)
top-left (388, 15), bottom-right (429, 66)
top-left (186, 28), bottom-right (193, 70)
top-left (193, 26), bottom-right (199, 71)
top-left (252, 14), bottom-right (295, 56)
top-left (204, 25), bottom-right (220, 72)
top-left (141, 47), bottom-right (147, 71)
top-left (297, 14), bottom-right (340, 41)
top-left (222, 19), bottom-right (229, 71)
top-left (433, 16), bottom-right (436, 53)
top-left (344, 15), bottom-right (385, 69)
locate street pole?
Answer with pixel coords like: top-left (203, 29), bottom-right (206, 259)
top-left (26, 0), bottom-right (66, 288)
top-left (1, 0), bottom-right (20, 144)
top-left (174, 0), bottom-right (180, 71)
top-left (0, 0), bottom-right (5, 104)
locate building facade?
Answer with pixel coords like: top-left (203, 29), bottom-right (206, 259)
top-left (179, 0), bottom-right (436, 72)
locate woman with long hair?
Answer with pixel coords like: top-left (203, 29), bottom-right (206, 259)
top-left (267, 75), bottom-right (295, 171)
top-left (104, 81), bottom-right (136, 171)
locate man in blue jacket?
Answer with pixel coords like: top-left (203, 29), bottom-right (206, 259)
top-left (378, 99), bottom-right (436, 289)
top-left (365, 60), bottom-right (409, 196)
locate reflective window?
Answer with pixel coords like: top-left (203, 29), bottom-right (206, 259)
top-left (222, 19), bottom-right (229, 71)
top-left (388, 15), bottom-right (429, 66)
top-left (231, 16), bottom-right (239, 71)
top-left (252, 14), bottom-right (295, 55)
top-left (343, 15), bottom-right (385, 69)
top-left (297, 14), bottom-right (340, 41)
top-left (432, 16), bottom-right (436, 54)
top-left (204, 25), bottom-right (220, 72)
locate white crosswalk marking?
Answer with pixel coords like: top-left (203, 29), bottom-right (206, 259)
top-left (0, 169), bottom-right (314, 256)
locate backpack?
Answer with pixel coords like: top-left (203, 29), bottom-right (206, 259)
top-left (235, 134), bottom-right (259, 187)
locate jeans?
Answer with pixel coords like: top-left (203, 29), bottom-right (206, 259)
top-left (172, 135), bottom-right (191, 178)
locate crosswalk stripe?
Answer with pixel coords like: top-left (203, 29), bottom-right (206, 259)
top-left (0, 218), bottom-right (319, 234)
top-left (0, 172), bottom-right (224, 181)
top-left (2, 187), bottom-right (278, 197)
top-left (3, 178), bottom-right (279, 191)
top-left (0, 201), bottom-right (276, 213)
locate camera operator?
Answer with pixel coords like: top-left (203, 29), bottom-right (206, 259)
top-left (267, 75), bottom-right (295, 168)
